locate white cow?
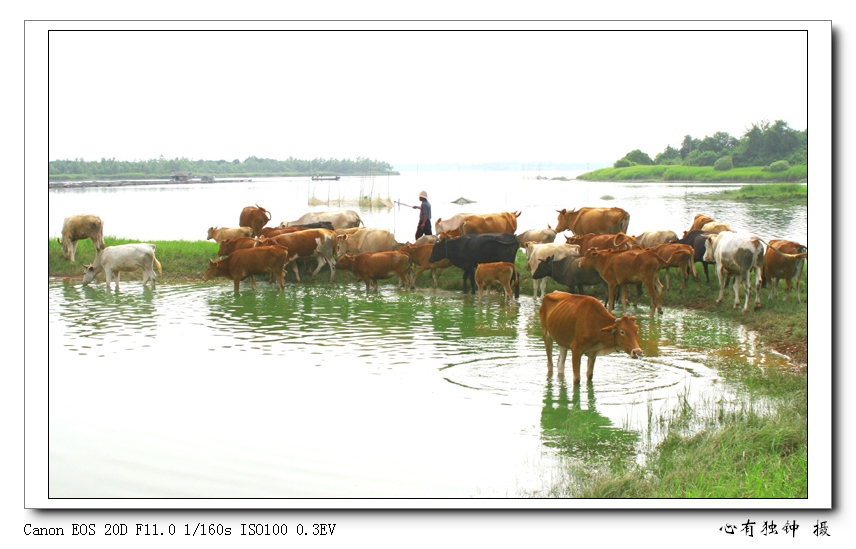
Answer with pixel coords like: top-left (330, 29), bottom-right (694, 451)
top-left (281, 210), bottom-right (364, 230)
top-left (703, 231), bottom-right (765, 312)
top-left (336, 228), bottom-right (404, 258)
top-left (81, 243), bottom-right (162, 290)
top-left (632, 230), bottom-right (678, 249)
top-left (517, 225), bottom-right (558, 248)
top-left (524, 242), bottom-right (581, 299)
top-left (434, 213), bottom-right (474, 235)
top-left (57, 214), bottom-right (105, 262)
top-left (207, 226), bottom-right (253, 243)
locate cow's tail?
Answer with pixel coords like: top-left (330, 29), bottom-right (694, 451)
top-left (153, 257), bottom-right (163, 276)
top-left (358, 214), bottom-right (365, 227)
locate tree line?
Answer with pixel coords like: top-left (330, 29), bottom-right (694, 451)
top-left (49, 156), bottom-right (398, 179)
top-left (615, 119), bottom-right (807, 171)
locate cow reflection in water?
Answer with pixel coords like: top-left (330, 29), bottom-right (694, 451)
top-left (540, 379), bottom-right (639, 461)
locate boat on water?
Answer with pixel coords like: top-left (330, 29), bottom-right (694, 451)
top-left (311, 175), bottom-right (340, 181)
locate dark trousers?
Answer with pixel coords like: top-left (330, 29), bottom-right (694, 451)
top-left (415, 221), bottom-right (432, 240)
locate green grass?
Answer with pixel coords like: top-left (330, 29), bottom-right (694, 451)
top-left (577, 164), bottom-right (808, 183)
top-left (703, 183), bottom-right (807, 205)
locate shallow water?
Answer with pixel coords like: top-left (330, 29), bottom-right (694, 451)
top-left (48, 278), bottom-right (793, 498)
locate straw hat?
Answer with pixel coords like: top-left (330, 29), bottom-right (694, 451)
top-left (418, 191), bottom-right (428, 199)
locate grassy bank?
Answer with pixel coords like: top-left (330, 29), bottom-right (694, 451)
top-left (702, 183), bottom-right (808, 205)
top-left (51, 237), bottom-right (808, 498)
top-left (577, 164), bottom-right (807, 183)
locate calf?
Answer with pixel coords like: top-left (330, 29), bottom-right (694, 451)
top-left (762, 239), bottom-right (808, 303)
top-left (399, 243), bottom-right (450, 288)
top-left (475, 262), bottom-right (519, 303)
top-left (81, 243), bottom-right (161, 290)
top-left (207, 226), bottom-right (253, 243)
top-left (202, 245), bottom-right (289, 292)
top-left (703, 231), bottom-right (765, 313)
top-left (58, 214), bottom-right (105, 262)
top-left (579, 248), bottom-right (668, 317)
top-left (335, 250), bottom-right (412, 292)
top-left (540, 292), bottom-right (643, 383)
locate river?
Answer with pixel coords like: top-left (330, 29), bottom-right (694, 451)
top-left (46, 170), bottom-right (807, 500)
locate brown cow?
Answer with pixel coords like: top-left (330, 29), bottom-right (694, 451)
top-left (564, 232), bottom-right (636, 254)
top-left (239, 204), bottom-right (272, 236)
top-left (202, 245), bottom-right (289, 293)
top-left (459, 211), bottom-right (521, 235)
top-left (256, 228), bottom-right (337, 283)
top-left (687, 213), bottom-right (715, 233)
top-left (216, 237), bottom-right (256, 257)
top-left (257, 226), bottom-right (309, 238)
top-left (399, 243), bottom-right (451, 288)
top-left (207, 226), bottom-right (253, 243)
top-left (762, 240), bottom-right (808, 303)
top-left (648, 242), bottom-right (698, 292)
top-left (335, 250), bottom-right (412, 292)
top-left (539, 291), bottom-right (643, 383)
top-left (555, 207), bottom-right (630, 235)
top-left (58, 214), bottom-right (105, 262)
top-left (579, 247), bottom-right (669, 317)
top-left (475, 262), bottom-right (519, 303)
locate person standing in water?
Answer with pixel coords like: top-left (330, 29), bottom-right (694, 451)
top-left (413, 191), bottom-right (432, 239)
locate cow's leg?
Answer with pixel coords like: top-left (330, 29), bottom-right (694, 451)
top-left (532, 278), bottom-right (540, 299)
top-left (70, 240), bottom-right (78, 263)
top-left (557, 346), bottom-right (569, 379)
top-left (291, 262), bottom-right (301, 283)
top-left (715, 266), bottom-right (727, 305)
top-left (568, 347), bottom-right (581, 384)
top-left (664, 267), bottom-right (671, 290)
top-left (753, 268), bottom-right (762, 310)
top-left (607, 283), bottom-right (617, 311)
top-left (248, 275), bottom-right (258, 292)
top-left (646, 279), bottom-right (661, 316)
top-left (503, 279), bottom-right (512, 303)
top-left (543, 331), bottom-right (554, 377)
top-left (586, 354), bottom-right (597, 382)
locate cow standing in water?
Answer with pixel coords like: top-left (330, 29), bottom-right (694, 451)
top-left (58, 214), bottom-right (105, 262)
top-left (81, 243), bottom-right (161, 290)
top-left (539, 292), bottom-right (643, 383)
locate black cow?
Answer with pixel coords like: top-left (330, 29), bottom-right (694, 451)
top-left (429, 233), bottom-right (519, 294)
top-left (531, 254), bottom-right (606, 297)
top-left (677, 230), bottom-right (716, 283)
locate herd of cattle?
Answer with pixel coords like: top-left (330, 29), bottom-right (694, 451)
top-left (57, 205), bottom-right (807, 384)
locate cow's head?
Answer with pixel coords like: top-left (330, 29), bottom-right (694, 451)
top-left (81, 264), bottom-right (97, 286)
top-left (603, 316), bottom-right (643, 359)
top-left (531, 256), bottom-right (553, 280)
top-left (702, 235), bottom-right (719, 263)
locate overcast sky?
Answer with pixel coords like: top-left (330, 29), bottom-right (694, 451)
top-left (47, 25), bottom-right (808, 169)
